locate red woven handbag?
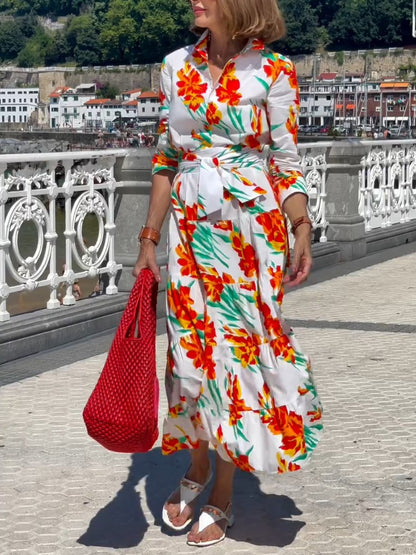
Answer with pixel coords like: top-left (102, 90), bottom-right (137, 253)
top-left (83, 269), bottom-right (159, 453)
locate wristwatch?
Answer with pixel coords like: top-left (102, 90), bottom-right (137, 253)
top-left (138, 226), bottom-right (160, 245)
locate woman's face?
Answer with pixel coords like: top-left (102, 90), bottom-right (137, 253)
top-left (189, 0), bottom-right (222, 32)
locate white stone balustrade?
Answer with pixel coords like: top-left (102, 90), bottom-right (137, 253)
top-left (1, 140), bottom-right (416, 326)
top-left (0, 150), bottom-right (127, 322)
top-left (358, 139), bottom-right (416, 231)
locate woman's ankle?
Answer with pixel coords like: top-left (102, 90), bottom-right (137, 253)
top-left (186, 459), bottom-right (211, 484)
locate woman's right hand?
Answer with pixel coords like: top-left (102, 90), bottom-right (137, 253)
top-left (132, 240), bottom-right (161, 282)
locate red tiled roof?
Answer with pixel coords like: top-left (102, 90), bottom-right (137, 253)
top-left (49, 86), bottom-right (70, 98)
top-left (123, 100), bottom-right (139, 106)
top-left (85, 98), bottom-right (110, 105)
top-left (139, 91), bottom-right (159, 99)
top-left (319, 73), bottom-right (338, 81)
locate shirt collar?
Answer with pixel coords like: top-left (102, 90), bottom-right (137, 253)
top-left (192, 30), bottom-right (266, 66)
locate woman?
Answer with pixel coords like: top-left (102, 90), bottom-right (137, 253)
top-left (133, 0), bottom-right (323, 547)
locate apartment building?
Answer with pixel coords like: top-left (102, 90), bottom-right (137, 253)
top-left (49, 84), bottom-right (97, 129)
top-left (299, 73), bottom-right (416, 129)
top-left (0, 87), bottom-right (39, 126)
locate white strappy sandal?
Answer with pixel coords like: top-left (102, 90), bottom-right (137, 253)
top-left (187, 503), bottom-right (235, 547)
top-left (162, 469), bottom-right (212, 531)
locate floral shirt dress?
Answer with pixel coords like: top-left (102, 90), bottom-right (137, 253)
top-left (152, 31), bottom-right (323, 474)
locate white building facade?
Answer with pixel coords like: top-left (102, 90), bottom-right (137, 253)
top-left (49, 84), bottom-right (96, 129)
top-left (0, 87), bottom-right (39, 126)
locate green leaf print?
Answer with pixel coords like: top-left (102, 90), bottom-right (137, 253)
top-left (255, 76), bottom-right (270, 91)
top-left (227, 105), bottom-right (245, 134)
top-left (207, 378), bottom-right (223, 417)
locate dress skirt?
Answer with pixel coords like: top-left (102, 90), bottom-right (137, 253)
top-left (161, 164), bottom-right (323, 475)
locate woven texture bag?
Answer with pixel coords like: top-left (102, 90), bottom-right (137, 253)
top-left (83, 269), bottom-right (159, 453)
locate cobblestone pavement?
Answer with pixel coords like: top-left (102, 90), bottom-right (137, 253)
top-left (1, 251), bottom-right (415, 555)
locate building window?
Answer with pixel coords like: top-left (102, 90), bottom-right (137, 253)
top-left (399, 106), bottom-right (406, 112)
top-left (63, 96), bottom-right (68, 101)
top-left (64, 108), bottom-right (67, 113)
top-left (22, 106), bottom-right (27, 112)
top-left (73, 96), bottom-right (78, 101)
top-left (374, 95), bottom-right (380, 101)
top-left (142, 107), bottom-right (145, 112)
top-left (387, 106), bottom-right (394, 112)
top-left (106, 111), bottom-right (110, 116)
top-left (152, 107), bottom-right (156, 112)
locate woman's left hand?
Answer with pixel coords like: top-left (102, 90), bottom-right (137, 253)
top-left (283, 227), bottom-right (313, 288)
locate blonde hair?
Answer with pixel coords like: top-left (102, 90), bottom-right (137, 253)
top-left (193, 0), bottom-right (286, 44)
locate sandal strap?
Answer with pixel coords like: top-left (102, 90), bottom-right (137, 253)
top-left (197, 504), bottom-right (232, 534)
top-left (177, 471), bottom-right (212, 513)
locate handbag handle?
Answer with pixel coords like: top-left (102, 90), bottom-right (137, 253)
top-left (124, 270), bottom-right (155, 340)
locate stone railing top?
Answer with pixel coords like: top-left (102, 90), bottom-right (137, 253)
top-left (0, 149), bottom-right (128, 164)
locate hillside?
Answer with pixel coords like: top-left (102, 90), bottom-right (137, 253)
top-left (0, 0), bottom-right (414, 67)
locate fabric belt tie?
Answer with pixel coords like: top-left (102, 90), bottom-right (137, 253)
top-left (178, 157), bottom-right (268, 219)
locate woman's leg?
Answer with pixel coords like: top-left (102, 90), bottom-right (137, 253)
top-left (165, 440), bottom-right (211, 527)
top-left (187, 452), bottom-right (236, 544)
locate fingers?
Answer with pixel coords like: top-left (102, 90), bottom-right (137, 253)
top-left (132, 249), bottom-right (161, 283)
top-left (284, 241), bottom-right (312, 288)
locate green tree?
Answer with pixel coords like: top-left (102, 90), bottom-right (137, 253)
top-left (0, 21), bottom-right (26, 60)
top-left (65, 13), bottom-right (101, 65)
top-left (98, 0), bottom-right (139, 64)
top-left (17, 26), bottom-right (52, 67)
top-left (134, 0), bottom-right (194, 63)
top-left (278, 0), bottom-right (321, 54)
top-left (44, 31), bottom-right (70, 65)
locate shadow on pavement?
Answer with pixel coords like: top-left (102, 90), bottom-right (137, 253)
top-left (77, 448), bottom-right (304, 549)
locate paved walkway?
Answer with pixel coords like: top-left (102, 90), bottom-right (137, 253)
top-left (1, 246), bottom-right (416, 554)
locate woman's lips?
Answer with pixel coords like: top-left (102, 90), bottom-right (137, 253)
top-left (193, 9), bottom-right (205, 16)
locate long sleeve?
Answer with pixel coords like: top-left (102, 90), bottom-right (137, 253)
top-left (152, 57), bottom-right (179, 174)
top-left (266, 58), bottom-right (308, 207)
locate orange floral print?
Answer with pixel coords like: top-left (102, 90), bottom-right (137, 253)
top-left (167, 284), bottom-right (200, 331)
top-left (202, 268), bottom-right (234, 303)
top-left (277, 453), bottom-right (301, 474)
top-left (177, 62), bottom-right (208, 112)
top-left (206, 102), bottom-right (222, 126)
top-left (257, 384), bottom-right (306, 457)
top-left (271, 335), bottom-right (296, 364)
top-left (268, 266), bottom-right (283, 290)
top-left (216, 426), bottom-right (256, 472)
top-left (257, 297), bottom-right (284, 338)
top-left (256, 211), bottom-right (287, 253)
top-left (224, 326), bottom-right (261, 368)
top-left (216, 63), bottom-right (242, 106)
top-left (178, 202), bottom-right (198, 237)
top-left (230, 230), bottom-right (259, 278)
top-left (226, 373), bottom-right (252, 426)
top-left (307, 407), bottom-right (323, 423)
top-left (213, 220), bottom-right (233, 232)
top-left (152, 151), bottom-right (178, 171)
top-left (162, 429), bottom-right (199, 455)
top-left (245, 135), bottom-right (262, 151)
top-left (286, 105), bottom-right (298, 143)
top-left (175, 242), bottom-right (199, 278)
top-left (157, 117), bottom-right (168, 135)
top-left (191, 129), bottom-right (212, 148)
top-left (180, 330), bottom-right (204, 369)
top-left (264, 56), bottom-right (298, 90)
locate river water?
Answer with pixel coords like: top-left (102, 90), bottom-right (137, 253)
top-left (7, 207), bottom-right (101, 316)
